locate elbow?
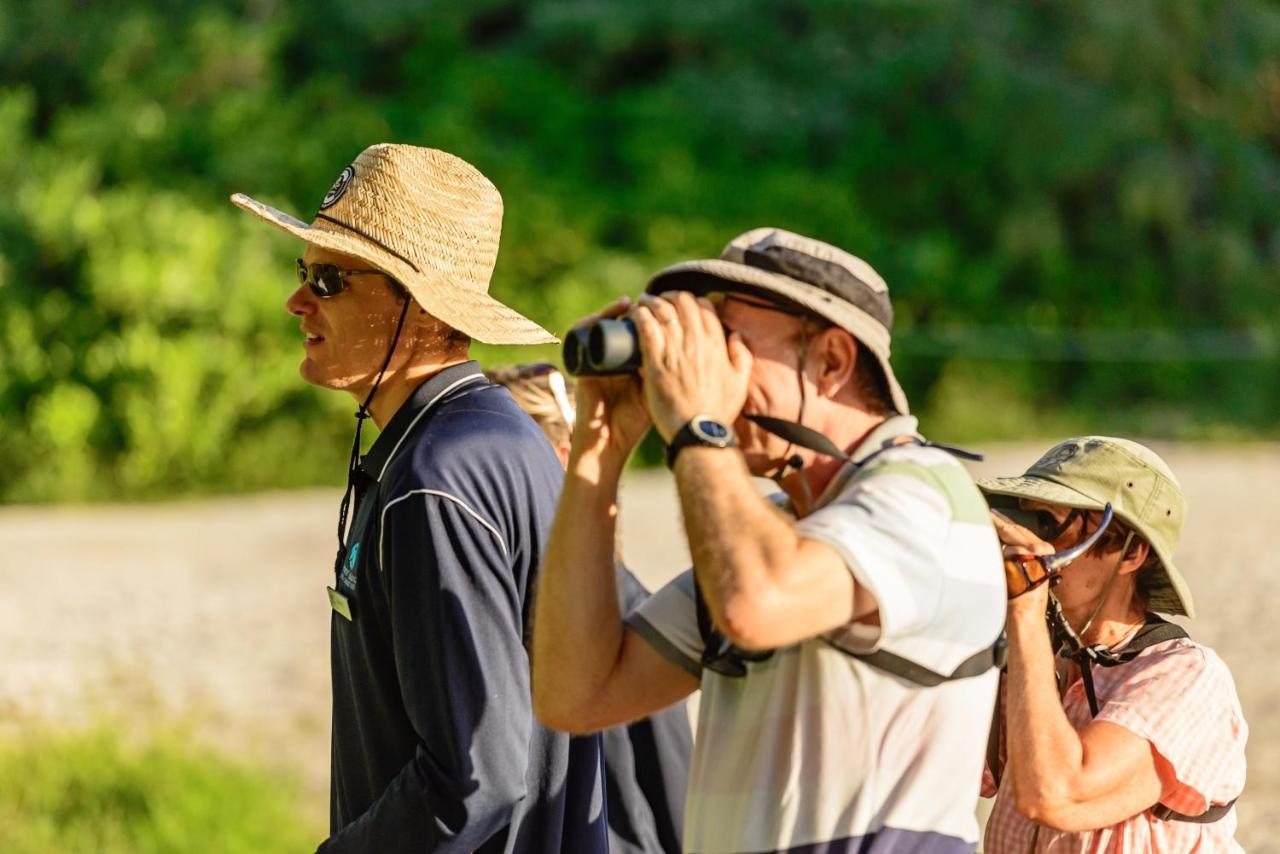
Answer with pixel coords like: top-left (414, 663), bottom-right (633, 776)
top-left (532, 686), bottom-right (602, 736)
top-left (1012, 790), bottom-right (1057, 826)
top-left (1012, 787), bottom-right (1087, 832)
top-left (717, 584), bottom-right (781, 652)
top-left (531, 681), bottom-right (573, 733)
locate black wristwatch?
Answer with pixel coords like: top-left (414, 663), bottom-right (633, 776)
top-left (665, 415), bottom-right (737, 469)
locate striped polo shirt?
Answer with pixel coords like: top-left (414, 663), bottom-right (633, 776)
top-left (628, 415), bottom-right (1006, 854)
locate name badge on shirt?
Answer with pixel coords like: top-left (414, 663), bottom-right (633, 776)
top-left (327, 585), bottom-right (354, 621)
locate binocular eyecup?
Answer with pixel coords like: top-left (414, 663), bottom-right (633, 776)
top-left (563, 318), bottom-right (642, 376)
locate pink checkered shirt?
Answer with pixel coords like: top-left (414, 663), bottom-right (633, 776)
top-left (982, 637), bottom-right (1247, 853)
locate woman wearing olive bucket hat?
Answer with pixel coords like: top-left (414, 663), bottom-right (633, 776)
top-left (977, 436), bottom-right (1247, 852)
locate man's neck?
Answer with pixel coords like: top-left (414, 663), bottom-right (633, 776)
top-left (778, 409), bottom-right (886, 516)
top-left (357, 357), bottom-right (469, 429)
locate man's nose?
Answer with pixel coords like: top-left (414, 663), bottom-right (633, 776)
top-left (286, 284), bottom-right (316, 316)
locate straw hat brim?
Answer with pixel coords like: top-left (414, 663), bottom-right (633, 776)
top-left (979, 474), bottom-right (1194, 618)
top-left (646, 258), bottom-right (909, 415)
top-left (231, 193), bottom-right (557, 345)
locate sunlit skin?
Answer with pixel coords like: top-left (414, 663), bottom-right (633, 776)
top-left (993, 500), bottom-right (1149, 648)
top-left (285, 245), bottom-right (468, 427)
top-left (569, 292), bottom-right (886, 515)
top-left (532, 289), bottom-right (889, 734)
top-left (989, 501), bottom-right (1181, 831)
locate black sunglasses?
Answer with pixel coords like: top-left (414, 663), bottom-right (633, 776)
top-left (296, 258), bottom-right (383, 298)
top-left (997, 506), bottom-right (1083, 544)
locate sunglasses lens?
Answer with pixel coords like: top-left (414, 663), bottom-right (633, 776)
top-left (1034, 511), bottom-right (1062, 540)
top-left (311, 264), bottom-right (348, 298)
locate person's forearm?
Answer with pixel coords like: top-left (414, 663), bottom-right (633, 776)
top-left (674, 446), bottom-right (801, 647)
top-left (1004, 604), bottom-right (1087, 815)
top-left (532, 444), bottom-right (629, 728)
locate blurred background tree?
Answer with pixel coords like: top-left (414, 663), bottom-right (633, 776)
top-left (1, 0), bottom-right (1277, 502)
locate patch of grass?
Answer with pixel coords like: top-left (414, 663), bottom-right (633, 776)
top-left (0, 720), bottom-right (322, 854)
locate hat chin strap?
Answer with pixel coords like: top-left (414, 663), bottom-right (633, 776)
top-left (1067, 529), bottom-right (1138, 643)
top-left (743, 329), bottom-right (834, 510)
top-left (333, 297), bottom-right (411, 576)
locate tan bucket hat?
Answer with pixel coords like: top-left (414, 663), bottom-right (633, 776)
top-left (644, 227), bottom-right (909, 414)
top-left (979, 436), bottom-right (1194, 617)
top-left (231, 143), bottom-right (556, 345)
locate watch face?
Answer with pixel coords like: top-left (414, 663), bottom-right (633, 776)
top-left (693, 418), bottom-right (731, 444)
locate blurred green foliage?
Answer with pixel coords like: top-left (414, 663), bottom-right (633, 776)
top-left (1, 0), bottom-right (1277, 500)
top-left (0, 722), bottom-right (319, 853)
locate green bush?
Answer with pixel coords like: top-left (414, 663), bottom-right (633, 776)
top-left (0, 722), bottom-right (320, 853)
top-left (1, 0), bottom-right (1277, 500)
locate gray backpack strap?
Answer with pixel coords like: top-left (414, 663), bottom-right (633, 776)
top-left (824, 634), bottom-right (1007, 686)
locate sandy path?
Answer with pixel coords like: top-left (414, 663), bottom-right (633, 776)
top-left (2, 443), bottom-right (1276, 846)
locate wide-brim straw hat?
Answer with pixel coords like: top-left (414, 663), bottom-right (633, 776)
top-left (979, 436), bottom-right (1195, 617)
top-left (231, 143), bottom-right (556, 345)
top-left (645, 227), bottom-right (910, 414)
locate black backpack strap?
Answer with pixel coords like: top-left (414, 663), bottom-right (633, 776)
top-left (1091, 617), bottom-right (1189, 668)
top-left (985, 678), bottom-right (1004, 789)
top-left (1071, 618), bottom-right (1235, 823)
top-left (693, 577), bottom-right (773, 677)
top-left (1152, 797), bottom-right (1238, 823)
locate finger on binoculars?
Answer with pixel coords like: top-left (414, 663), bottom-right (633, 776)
top-left (663, 290), bottom-right (708, 333)
top-left (631, 304), bottom-right (668, 361)
top-left (990, 512), bottom-right (1054, 555)
top-left (571, 295), bottom-right (633, 332)
top-left (638, 292), bottom-right (679, 321)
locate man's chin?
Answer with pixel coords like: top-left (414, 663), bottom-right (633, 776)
top-left (741, 449), bottom-right (787, 479)
top-left (298, 359), bottom-right (347, 392)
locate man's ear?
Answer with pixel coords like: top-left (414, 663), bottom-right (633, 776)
top-left (811, 326), bottom-right (858, 398)
top-left (1118, 539), bottom-right (1151, 576)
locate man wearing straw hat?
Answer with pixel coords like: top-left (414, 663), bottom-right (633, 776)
top-left (231, 144), bottom-right (608, 853)
top-left (978, 437), bottom-right (1247, 851)
top-left (533, 228), bottom-right (1008, 853)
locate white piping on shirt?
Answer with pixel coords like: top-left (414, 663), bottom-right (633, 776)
top-left (380, 489), bottom-right (509, 571)
top-left (377, 373), bottom-right (488, 482)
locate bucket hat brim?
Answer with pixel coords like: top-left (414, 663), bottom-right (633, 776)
top-left (646, 258), bottom-right (909, 415)
top-left (979, 473), bottom-right (1194, 618)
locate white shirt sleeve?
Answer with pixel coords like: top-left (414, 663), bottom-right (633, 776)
top-left (625, 569), bottom-right (703, 679)
top-left (796, 465), bottom-right (954, 648)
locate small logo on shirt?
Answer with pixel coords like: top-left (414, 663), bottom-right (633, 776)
top-left (338, 542), bottom-right (361, 594)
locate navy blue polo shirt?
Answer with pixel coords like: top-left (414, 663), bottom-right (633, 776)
top-left (318, 361), bottom-right (608, 854)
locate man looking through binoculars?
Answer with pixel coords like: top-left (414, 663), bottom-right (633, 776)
top-left (532, 228), bottom-right (1007, 853)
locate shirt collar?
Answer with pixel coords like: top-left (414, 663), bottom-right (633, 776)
top-left (359, 361), bottom-right (487, 482)
top-left (811, 414), bottom-right (922, 509)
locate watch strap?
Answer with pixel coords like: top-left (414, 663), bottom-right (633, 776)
top-left (665, 416), bottom-right (735, 469)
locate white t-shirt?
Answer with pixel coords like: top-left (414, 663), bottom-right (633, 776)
top-left (628, 416), bottom-right (1006, 854)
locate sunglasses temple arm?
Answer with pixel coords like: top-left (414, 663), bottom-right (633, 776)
top-left (1043, 503), bottom-right (1114, 573)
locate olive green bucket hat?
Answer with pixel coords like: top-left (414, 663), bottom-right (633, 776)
top-left (978, 436), bottom-right (1194, 618)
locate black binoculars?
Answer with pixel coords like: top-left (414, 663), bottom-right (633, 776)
top-left (563, 319), bottom-right (642, 376)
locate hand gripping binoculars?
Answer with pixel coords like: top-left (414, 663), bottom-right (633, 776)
top-left (563, 319), bottom-right (642, 376)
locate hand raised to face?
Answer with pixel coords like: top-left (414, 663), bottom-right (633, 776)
top-left (631, 291), bottom-right (753, 443)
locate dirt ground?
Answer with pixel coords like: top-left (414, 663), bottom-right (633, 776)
top-left (2, 442), bottom-right (1277, 847)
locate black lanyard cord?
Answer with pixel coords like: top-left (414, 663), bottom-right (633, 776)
top-left (333, 297), bottom-right (411, 577)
